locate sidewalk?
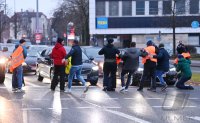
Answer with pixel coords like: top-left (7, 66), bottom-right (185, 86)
top-left (170, 60), bottom-right (200, 67)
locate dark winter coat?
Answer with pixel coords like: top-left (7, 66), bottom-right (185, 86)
top-left (65, 44), bottom-right (83, 66)
top-left (154, 48), bottom-right (170, 72)
top-left (122, 48), bottom-right (140, 71)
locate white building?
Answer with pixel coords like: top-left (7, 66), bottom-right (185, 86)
top-left (89, 0), bottom-right (200, 48)
top-left (10, 10), bottom-right (49, 42)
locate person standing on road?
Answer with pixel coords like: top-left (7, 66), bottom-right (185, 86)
top-left (64, 40), bottom-right (89, 93)
top-left (50, 38), bottom-right (67, 92)
top-left (120, 42), bottom-right (140, 92)
top-left (10, 39), bottom-right (27, 92)
top-left (99, 38), bottom-right (120, 91)
top-left (175, 54), bottom-right (194, 90)
top-left (153, 43), bottom-right (170, 91)
top-left (137, 40), bottom-right (158, 92)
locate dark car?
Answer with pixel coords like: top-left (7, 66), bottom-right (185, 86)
top-left (0, 47), bottom-right (9, 83)
top-left (118, 49), bottom-right (177, 86)
top-left (82, 46), bottom-right (104, 76)
top-left (36, 46), bottom-right (99, 85)
top-left (22, 50), bottom-right (40, 74)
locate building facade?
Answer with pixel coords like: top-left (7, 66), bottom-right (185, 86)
top-left (89, 0), bottom-right (200, 48)
top-left (10, 11), bottom-right (49, 44)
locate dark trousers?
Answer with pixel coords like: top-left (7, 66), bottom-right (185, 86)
top-left (139, 60), bottom-right (156, 89)
top-left (121, 69), bottom-right (135, 89)
top-left (176, 76), bottom-right (192, 89)
top-left (103, 62), bottom-right (117, 89)
top-left (12, 65), bottom-right (23, 89)
top-left (51, 65), bottom-right (65, 90)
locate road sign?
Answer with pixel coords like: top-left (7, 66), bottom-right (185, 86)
top-left (191, 21), bottom-right (199, 28)
top-left (35, 33), bottom-right (42, 44)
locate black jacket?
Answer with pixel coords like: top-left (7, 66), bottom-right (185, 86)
top-left (154, 48), bottom-right (170, 72)
top-left (122, 48), bottom-right (140, 70)
top-left (65, 45), bottom-right (82, 66)
top-left (98, 44), bottom-right (120, 62)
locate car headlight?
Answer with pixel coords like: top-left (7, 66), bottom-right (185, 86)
top-left (22, 62), bottom-right (27, 66)
top-left (137, 68), bottom-right (144, 72)
top-left (170, 68), bottom-right (176, 71)
top-left (92, 66), bottom-right (99, 71)
top-left (99, 62), bottom-right (104, 69)
top-left (0, 57), bottom-right (7, 64)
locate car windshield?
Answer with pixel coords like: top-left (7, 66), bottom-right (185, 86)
top-left (27, 50), bottom-right (38, 57)
top-left (85, 48), bottom-right (103, 58)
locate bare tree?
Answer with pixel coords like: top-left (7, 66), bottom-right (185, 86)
top-left (52, 0), bottom-right (89, 45)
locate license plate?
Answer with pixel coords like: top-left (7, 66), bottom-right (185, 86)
top-left (74, 75), bottom-right (87, 79)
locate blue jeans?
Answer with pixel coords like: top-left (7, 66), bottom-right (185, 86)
top-left (156, 70), bottom-right (166, 86)
top-left (176, 76), bottom-right (193, 89)
top-left (68, 65), bottom-right (86, 89)
top-left (12, 65), bottom-right (23, 89)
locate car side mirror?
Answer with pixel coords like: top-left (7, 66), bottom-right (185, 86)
top-left (44, 56), bottom-right (50, 61)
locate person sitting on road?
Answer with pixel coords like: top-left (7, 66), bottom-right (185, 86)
top-left (175, 54), bottom-right (194, 90)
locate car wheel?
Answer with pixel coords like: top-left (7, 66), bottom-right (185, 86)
top-left (90, 79), bottom-right (98, 86)
top-left (0, 75), bottom-right (5, 84)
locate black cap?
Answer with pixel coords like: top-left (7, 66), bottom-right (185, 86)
top-left (159, 43), bottom-right (164, 48)
top-left (107, 38), bottom-right (114, 44)
top-left (19, 39), bottom-right (26, 44)
top-left (57, 37), bottom-right (64, 44)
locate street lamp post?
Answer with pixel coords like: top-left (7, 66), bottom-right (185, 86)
top-left (36, 0), bottom-right (39, 33)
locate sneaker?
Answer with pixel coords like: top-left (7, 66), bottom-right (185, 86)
top-left (137, 88), bottom-right (143, 91)
top-left (15, 89), bottom-right (25, 93)
top-left (147, 88), bottom-right (156, 92)
top-left (120, 87), bottom-right (125, 92)
top-left (12, 88), bottom-right (18, 92)
top-left (124, 89), bottom-right (128, 92)
top-left (161, 84), bottom-right (168, 91)
top-left (84, 85), bottom-right (89, 93)
top-left (65, 89), bottom-right (72, 93)
top-left (102, 88), bottom-right (107, 91)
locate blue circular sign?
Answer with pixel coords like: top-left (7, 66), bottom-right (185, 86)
top-left (191, 21), bottom-right (199, 28)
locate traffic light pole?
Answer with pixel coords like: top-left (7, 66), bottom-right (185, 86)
top-left (36, 0), bottom-right (39, 33)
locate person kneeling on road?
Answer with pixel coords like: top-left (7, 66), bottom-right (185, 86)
top-left (175, 54), bottom-right (194, 90)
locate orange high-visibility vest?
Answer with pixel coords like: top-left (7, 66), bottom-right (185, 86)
top-left (9, 46), bottom-right (25, 72)
top-left (174, 52), bottom-right (191, 64)
top-left (116, 57), bottom-right (121, 65)
top-left (142, 46), bottom-right (157, 64)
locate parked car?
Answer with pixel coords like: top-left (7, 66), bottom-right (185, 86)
top-left (82, 46), bottom-right (104, 76)
top-left (36, 46), bottom-right (99, 85)
top-left (28, 45), bottom-right (48, 54)
top-left (0, 47), bottom-right (9, 83)
top-left (22, 50), bottom-right (40, 74)
top-left (119, 49), bottom-right (177, 86)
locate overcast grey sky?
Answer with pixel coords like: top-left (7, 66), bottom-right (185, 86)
top-left (6, 0), bottom-right (60, 17)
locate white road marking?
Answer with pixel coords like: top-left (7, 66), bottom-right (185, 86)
top-left (83, 100), bottom-right (151, 123)
top-left (22, 108), bottom-right (42, 111)
top-left (145, 98), bottom-right (162, 100)
top-left (152, 106), bottom-right (197, 108)
top-left (48, 108), bottom-right (69, 110)
top-left (75, 107), bottom-right (93, 109)
top-left (187, 116), bottom-right (200, 121)
top-left (104, 98), bottom-right (119, 100)
top-left (105, 109), bottom-right (151, 123)
top-left (104, 107), bottom-right (121, 109)
top-left (25, 82), bottom-right (40, 87)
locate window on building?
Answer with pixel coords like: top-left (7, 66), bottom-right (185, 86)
top-left (176, 0), bottom-right (185, 14)
top-left (163, 1), bottom-right (172, 15)
top-left (190, 0), bottom-right (199, 14)
top-left (149, 1), bottom-right (158, 15)
top-left (122, 1), bottom-right (132, 16)
top-left (136, 1), bottom-right (145, 15)
top-left (109, 1), bottom-right (119, 16)
top-left (96, 1), bottom-right (105, 16)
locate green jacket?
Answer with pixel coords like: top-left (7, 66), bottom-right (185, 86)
top-left (176, 58), bottom-right (192, 78)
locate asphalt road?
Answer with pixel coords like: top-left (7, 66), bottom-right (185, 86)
top-left (0, 73), bottom-right (200, 123)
